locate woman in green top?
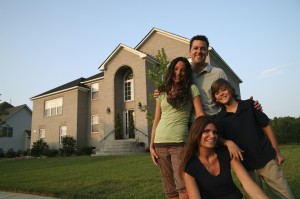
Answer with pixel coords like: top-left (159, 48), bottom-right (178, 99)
top-left (150, 57), bottom-right (204, 199)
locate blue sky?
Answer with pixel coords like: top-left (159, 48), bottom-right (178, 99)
top-left (0, 0), bottom-right (299, 119)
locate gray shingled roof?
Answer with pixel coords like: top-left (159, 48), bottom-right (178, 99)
top-left (0, 104), bottom-right (31, 121)
top-left (32, 73), bottom-right (104, 99)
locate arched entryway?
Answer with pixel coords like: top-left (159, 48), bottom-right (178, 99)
top-left (114, 66), bottom-right (135, 140)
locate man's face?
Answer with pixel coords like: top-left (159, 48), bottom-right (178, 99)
top-left (189, 40), bottom-right (208, 65)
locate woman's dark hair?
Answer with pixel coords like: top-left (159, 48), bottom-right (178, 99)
top-left (211, 78), bottom-right (239, 105)
top-left (159, 57), bottom-right (193, 109)
top-left (180, 116), bottom-right (218, 172)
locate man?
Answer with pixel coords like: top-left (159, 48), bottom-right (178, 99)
top-left (188, 35), bottom-right (227, 115)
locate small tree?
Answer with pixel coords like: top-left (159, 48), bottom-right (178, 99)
top-left (139, 48), bottom-right (169, 124)
top-left (60, 135), bottom-right (76, 156)
top-left (31, 139), bottom-right (49, 157)
top-left (129, 112), bottom-right (135, 138)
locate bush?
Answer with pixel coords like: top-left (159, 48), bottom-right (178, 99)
top-left (77, 146), bottom-right (94, 155)
top-left (46, 148), bottom-right (59, 157)
top-left (31, 139), bottom-right (49, 157)
top-left (59, 136), bottom-right (76, 156)
top-left (0, 148), bottom-right (5, 158)
top-left (6, 148), bottom-right (16, 158)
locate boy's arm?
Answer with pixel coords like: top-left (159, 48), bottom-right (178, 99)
top-left (263, 124), bottom-right (285, 165)
top-left (219, 137), bottom-right (244, 161)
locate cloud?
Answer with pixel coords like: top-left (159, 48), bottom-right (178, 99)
top-left (259, 63), bottom-right (293, 78)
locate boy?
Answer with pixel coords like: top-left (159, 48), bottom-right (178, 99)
top-left (211, 78), bottom-right (294, 199)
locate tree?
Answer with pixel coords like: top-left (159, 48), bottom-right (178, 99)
top-left (0, 101), bottom-right (10, 133)
top-left (270, 116), bottom-right (300, 144)
top-left (138, 48), bottom-right (169, 124)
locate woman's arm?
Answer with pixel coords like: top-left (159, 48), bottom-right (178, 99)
top-left (183, 172), bottom-right (202, 199)
top-left (192, 95), bottom-right (205, 117)
top-left (263, 124), bottom-right (285, 165)
top-left (231, 159), bottom-right (269, 199)
top-left (149, 99), bottom-right (161, 166)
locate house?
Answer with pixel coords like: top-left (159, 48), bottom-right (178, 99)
top-left (30, 28), bottom-right (242, 155)
top-left (0, 102), bottom-right (32, 152)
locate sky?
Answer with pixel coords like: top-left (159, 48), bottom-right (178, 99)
top-left (0, 0), bottom-right (299, 119)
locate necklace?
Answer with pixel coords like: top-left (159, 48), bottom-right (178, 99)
top-left (199, 158), bottom-right (210, 171)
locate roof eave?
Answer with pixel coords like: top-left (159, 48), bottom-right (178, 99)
top-left (30, 86), bottom-right (90, 101)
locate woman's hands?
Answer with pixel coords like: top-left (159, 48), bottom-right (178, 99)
top-left (150, 146), bottom-right (159, 166)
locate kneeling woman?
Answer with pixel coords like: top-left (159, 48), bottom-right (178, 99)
top-left (180, 116), bottom-right (269, 199)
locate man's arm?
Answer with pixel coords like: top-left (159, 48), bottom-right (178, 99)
top-left (250, 96), bottom-right (263, 111)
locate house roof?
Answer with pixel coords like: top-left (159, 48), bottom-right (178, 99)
top-left (135, 27), bottom-right (190, 50)
top-left (81, 72), bottom-right (104, 84)
top-left (0, 104), bottom-right (32, 121)
top-left (98, 43), bottom-right (158, 71)
top-left (31, 77), bottom-right (89, 100)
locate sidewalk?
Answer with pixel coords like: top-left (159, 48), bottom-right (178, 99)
top-left (0, 191), bottom-right (58, 199)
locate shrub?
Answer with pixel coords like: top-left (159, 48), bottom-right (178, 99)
top-left (46, 148), bottom-right (59, 157)
top-left (59, 136), bottom-right (76, 156)
top-left (0, 148), bottom-right (5, 158)
top-left (77, 146), bottom-right (94, 155)
top-left (31, 139), bottom-right (49, 157)
top-left (6, 148), bottom-right (16, 158)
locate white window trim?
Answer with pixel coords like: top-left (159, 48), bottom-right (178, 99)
top-left (124, 71), bottom-right (134, 102)
top-left (91, 83), bottom-right (99, 100)
top-left (44, 97), bottom-right (63, 117)
top-left (39, 129), bottom-right (45, 139)
top-left (91, 114), bottom-right (99, 133)
top-left (59, 126), bottom-right (67, 145)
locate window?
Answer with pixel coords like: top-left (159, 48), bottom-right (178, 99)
top-left (0, 126), bottom-right (13, 137)
top-left (39, 129), bottom-right (45, 139)
top-left (44, 97), bottom-right (63, 117)
top-left (124, 71), bottom-right (134, 101)
top-left (91, 83), bottom-right (99, 100)
top-left (91, 115), bottom-right (99, 133)
top-left (59, 126), bottom-right (67, 145)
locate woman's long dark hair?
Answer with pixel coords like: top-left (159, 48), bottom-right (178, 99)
top-left (159, 57), bottom-right (193, 109)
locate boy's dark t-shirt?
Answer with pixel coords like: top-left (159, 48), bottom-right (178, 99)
top-left (216, 99), bottom-right (275, 170)
top-left (185, 146), bottom-right (243, 199)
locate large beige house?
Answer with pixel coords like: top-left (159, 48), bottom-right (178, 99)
top-left (30, 28), bottom-right (242, 155)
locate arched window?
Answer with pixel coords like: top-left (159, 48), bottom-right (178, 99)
top-left (124, 71), bottom-right (134, 101)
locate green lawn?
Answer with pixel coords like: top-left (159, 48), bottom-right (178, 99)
top-left (0, 145), bottom-right (299, 199)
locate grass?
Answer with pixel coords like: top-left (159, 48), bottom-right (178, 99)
top-left (0, 145), bottom-right (299, 199)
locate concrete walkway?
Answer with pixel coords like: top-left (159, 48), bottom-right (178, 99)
top-left (0, 191), bottom-right (58, 199)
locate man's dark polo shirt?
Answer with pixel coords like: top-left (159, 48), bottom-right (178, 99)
top-left (216, 99), bottom-right (276, 170)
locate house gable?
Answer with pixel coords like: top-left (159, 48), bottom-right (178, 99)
top-left (135, 27), bottom-right (190, 61)
top-left (98, 44), bottom-right (157, 72)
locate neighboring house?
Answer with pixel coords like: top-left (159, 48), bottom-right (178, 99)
top-left (0, 102), bottom-right (32, 152)
top-left (30, 27), bottom-right (242, 155)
